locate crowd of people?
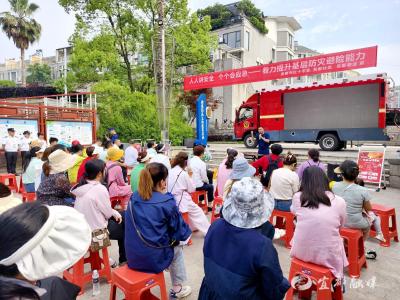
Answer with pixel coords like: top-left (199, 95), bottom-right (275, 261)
top-left (0, 131), bottom-right (388, 299)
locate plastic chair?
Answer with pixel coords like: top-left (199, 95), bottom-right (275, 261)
top-left (110, 196), bottom-right (124, 209)
top-left (63, 247), bottom-right (112, 295)
top-left (18, 176), bottom-right (25, 193)
top-left (22, 192), bottom-right (36, 203)
top-left (191, 191), bottom-right (208, 214)
top-left (211, 196), bottom-right (223, 223)
top-left (340, 228), bottom-right (367, 278)
top-left (286, 257), bottom-right (343, 300)
top-left (109, 265), bottom-right (168, 300)
top-left (181, 212), bottom-right (192, 246)
top-left (369, 203), bottom-right (398, 247)
top-left (269, 209), bottom-right (295, 249)
top-left (0, 174), bottom-right (18, 192)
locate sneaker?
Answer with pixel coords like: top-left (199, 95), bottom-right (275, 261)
top-left (273, 229), bottom-right (286, 240)
top-left (375, 233), bottom-right (386, 243)
top-left (170, 286), bottom-right (192, 299)
top-left (365, 248), bottom-right (377, 260)
top-left (109, 258), bottom-right (118, 268)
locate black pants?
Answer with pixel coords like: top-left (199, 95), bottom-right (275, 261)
top-left (196, 183), bottom-right (214, 206)
top-left (107, 212), bottom-right (126, 264)
top-left (21, 151), bottom-right (28, 171)
top-left (5, 151), bottom-right (17, 174)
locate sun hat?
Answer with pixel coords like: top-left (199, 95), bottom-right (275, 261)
top-left (223, 177), bottom-right (274, 229)
top-left (0, 205), bottom-right (91, 281)
top-left (107, 147), bottom-right (124, 161)
top-left (48, 149), bottom-right (77, 174)
top-left (230, 157), bottom-right (256, 180)
top-left (0, 194), bottom-right (22, 214)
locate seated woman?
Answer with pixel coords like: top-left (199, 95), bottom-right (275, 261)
top-left (0, 202), bottom-right (91, 300)
top-left (72, 159), bottom-right (126, 265)
top-left (106, 147), bottom-right (132, 209)
top-left (216, 148), bottom-right (238, 197)
top-left (270, 153), bottom-right (300, 212)
top-left (290, 166), bottom-right (348, 286)
top-left (168, 152), bottom-right (210, 236)
top-left (125, 163), bottom-right (192, 299)
top-left (296, 149), bottom-right (327, 182)
top-left (199, 177), bottom-right (289, 300)
top-left (67, 142), bottom-right (85, 184)
top-left (22, 146), bottom-right (44, 192)
top-left (76, 146), bottom-right (99, 182)
top-left (130, 151), bottom-right (152, 192)
top-left (37, 149), bottom-right (77, 206)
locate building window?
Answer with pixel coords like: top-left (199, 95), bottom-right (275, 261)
top-left (288, 53), bottom-right (293, 60)
top-left (272, 49), bottom-right (276, 62)
top-left (288, 33), bottom-right (293, 49)
top-left (244, 31), bottom-right (250, 50)
top-left (337, 72), bottom-right (344, 79)
top-left (8, 71), bottom-right (17, 82)
top-left (223, 31), bottom-right (241, 48)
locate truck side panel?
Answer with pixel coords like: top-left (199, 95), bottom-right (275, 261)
top-left (259, 92), bottom-right (284, 131)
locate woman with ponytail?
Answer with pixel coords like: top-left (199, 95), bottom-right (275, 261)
top-left (22, 147), bottom-right (44, 192)
top-left (216, 148), bottom-right (238, 196)
top-left (72, 159), bottom-right (126, 264)
top-left (125, 163), bottom-right (192, 299)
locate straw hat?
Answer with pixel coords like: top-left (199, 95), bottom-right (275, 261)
top-left (48, 149), bottom-right (77, 174)
top-left (107, 147), bottom-right (124, 162)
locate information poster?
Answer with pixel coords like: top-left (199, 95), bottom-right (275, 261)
top-left (46, 121), bottom-right (93, 145)
top-left (0, 119), bottom-right (38, 140)
top-left (357, 148), bottom-right (385, 184)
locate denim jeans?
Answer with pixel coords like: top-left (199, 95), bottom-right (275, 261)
top-left (169, 246), bottom-right (187, 286)
top-left (23, 183), bottom-right (35, 193)
top-left (274, 199), bottom-right (292, 212)
top-left (196, 183), bottom-right (214, 204)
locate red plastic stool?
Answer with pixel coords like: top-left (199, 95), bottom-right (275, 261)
top-left (63, 247), bottom-right (112, 295)
top-left (181, 212), bottom-right (192, 246)
top-left (269, 209), bottom-right (295, 249)
top-left (211, 196), bottom-right (223, 223)
top-left (22, 192), bottom-right (36, 202)
top-left (0, 174), bottom-right (18, 192)
top-left (340, 228), bottom-right (367, 278)
top-left (370, 203), bottom-right (398, 247)
top-left (109, 265), bottom-right (168, 300)
top-left (18, 176), bottom-right (25, 193)
top-left (286, 258), bottom-right (343, 300)
top-left (191, 191), bottom-right (208, 214)
top-left (110, 196), bottom-right (124, 209)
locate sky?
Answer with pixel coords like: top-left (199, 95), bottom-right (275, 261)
top-left (0, 0), bottom-right (399, 82)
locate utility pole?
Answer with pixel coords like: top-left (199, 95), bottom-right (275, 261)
top-left (63, 47), bottom-right (68, 95)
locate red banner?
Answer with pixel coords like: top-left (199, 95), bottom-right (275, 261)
top-left (184, 46), bottom-right (378, 91)
top-left (358, 150), bottom-right (385, 184)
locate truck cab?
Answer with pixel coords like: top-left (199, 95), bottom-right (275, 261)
top-left (234, 94), bottom-right (259, 148)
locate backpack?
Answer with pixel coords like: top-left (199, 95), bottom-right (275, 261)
top-left (103, 163), bottom-right (120, 190)
top-left (261, 156), bottom-right (280, 187)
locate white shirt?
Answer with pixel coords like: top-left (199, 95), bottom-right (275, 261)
top-left (150, 154), bottom-right (171, 170)
top-left (20, 136), bottom-right (32, 151)
top-left (2, 136), bottom-right (19, 152)
top-left (39, 139), bottom-right (48, 151)
top-left (168, 166), bottom-right (196, 212)
top-left (270, 167), bottom-right (300, 200)
top-left (189, 156), bottom-right (208, 188)
top-left (124, 146), bottom-right (138, 168)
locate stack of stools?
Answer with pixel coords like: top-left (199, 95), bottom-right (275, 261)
top-left (340, 228), bottom-right (367, 278)
top-left (211, 196), bottom-right (223, 223)
top-left (63, 248), bottom-right (112, 294)
top-left (269, 210), bottom-right (295, 249)
top-left (191, 191), bottom-right (208, 214)
top-left (109, 265), bottom-right (168, 300)
top-left (0, 174), bottom-right (18, 193)
top-left (369, 203), bottom-right (398, 247)
top-left (286, 258), bottom-right (343, 300)
top-left (181, 212), bottom-right (192, 246)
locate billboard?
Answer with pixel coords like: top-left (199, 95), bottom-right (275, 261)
top-left (46, 121), bottom-right (93, 145)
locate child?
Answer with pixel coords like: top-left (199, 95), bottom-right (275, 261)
top-left (355, 178), bottom-right (386, 242)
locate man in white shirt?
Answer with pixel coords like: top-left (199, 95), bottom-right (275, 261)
top-left (2, 128), bottom-right (19, 174)
top-left (20, 130), bottom-right (32, 170)
top-left (37, 133), bottom-right (48, 151)
top-left (189, 145), bottom-right (214, 211)
top-left (124, 139), bottom-right (139, 169)
top-left (150, 143), bottom-right (171, 170)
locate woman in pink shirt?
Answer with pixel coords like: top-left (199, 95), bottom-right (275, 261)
top-left (216, 149), bottom-right (238, 197)
top-left (72, 159), bottom-right (126, 264)
top-left (290, 166), bottom-right (348, 286)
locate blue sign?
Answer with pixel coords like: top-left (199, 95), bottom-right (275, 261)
top-left (195, 93), bottom-right (208, 146)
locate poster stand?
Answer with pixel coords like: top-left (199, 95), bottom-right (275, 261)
top-left (357, 145), bottom-right (387, 192)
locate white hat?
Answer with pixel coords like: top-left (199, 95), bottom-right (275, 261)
top-left (48, 149), bottom-right (77, 174)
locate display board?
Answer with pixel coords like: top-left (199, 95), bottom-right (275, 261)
top-left (46, 121), bottom-right (93, 145)
top-left (0, 118), bottom-right (38, 140)
top-left (357, 145), bottom-right (386, 190)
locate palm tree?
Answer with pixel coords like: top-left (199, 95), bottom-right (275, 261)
top-left (0, 0), bottom-right (41, 86)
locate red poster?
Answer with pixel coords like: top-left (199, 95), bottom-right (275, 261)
top-left (184, 46), bottom-right (378, 91)
top-left (358, 151), bottom-right (385, 184)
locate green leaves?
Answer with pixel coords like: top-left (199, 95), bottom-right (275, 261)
top-left (26, 63), bottom-right (52, 85)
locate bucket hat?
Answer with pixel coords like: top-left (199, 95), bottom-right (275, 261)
top-left (48, 149), bottom-right (77, 174)
top-left (107, 147), bottom-right (124, 161)
top-left (230, 157), bottom-right (256, 180)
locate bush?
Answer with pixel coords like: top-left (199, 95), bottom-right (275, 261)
top-left (0, 80), bottom-right (16, 87)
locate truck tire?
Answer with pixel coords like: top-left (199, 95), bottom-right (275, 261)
top-left (319, 134), bottom-right (340, 151)
top-left (244, 133), bottom-right (257, 148)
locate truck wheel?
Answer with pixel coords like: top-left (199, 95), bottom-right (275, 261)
top-left (244, 133), bottom-right (257, 148)
top-left (319, 134), bottom-right (340, 151)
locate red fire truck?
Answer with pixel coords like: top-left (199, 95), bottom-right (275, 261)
top-left (234, 73), bottom-right (391, 151)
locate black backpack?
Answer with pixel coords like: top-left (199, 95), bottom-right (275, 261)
top-left (261, 156), bottom-right (280, 187)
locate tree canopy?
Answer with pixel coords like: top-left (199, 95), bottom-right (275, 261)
top-left (26, 63), bottom-right (52, 86)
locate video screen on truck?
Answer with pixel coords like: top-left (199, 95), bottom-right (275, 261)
top-left (284, 83), bottom-right (379, 130)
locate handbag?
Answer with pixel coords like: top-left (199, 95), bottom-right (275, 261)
top-left (90, 228), bottom-right (111, 251)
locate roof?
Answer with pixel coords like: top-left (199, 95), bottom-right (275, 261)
top-left (294, 44), bottom-right (320, 55)
top-left (265, 16), bottom-right (302, 31)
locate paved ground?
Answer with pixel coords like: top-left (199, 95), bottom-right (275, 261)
top-left (77, 185), bottom-right (400, 300)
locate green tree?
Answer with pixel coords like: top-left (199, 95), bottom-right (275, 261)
top-left (26, 63), bottom-right (51, 85)
top-left (0, 0), bottom-right (41, 86)
top-left (0, 80), bottom-right (17, 87)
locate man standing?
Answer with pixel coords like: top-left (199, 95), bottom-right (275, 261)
top-left (124, 139), bottom-right (139, 169)
top-left (2, 128), bottom-right (19, 174)
top-left (20, 130), bottom-right (32, 170)
top-left (255, 127), bottom-right (270, 158)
